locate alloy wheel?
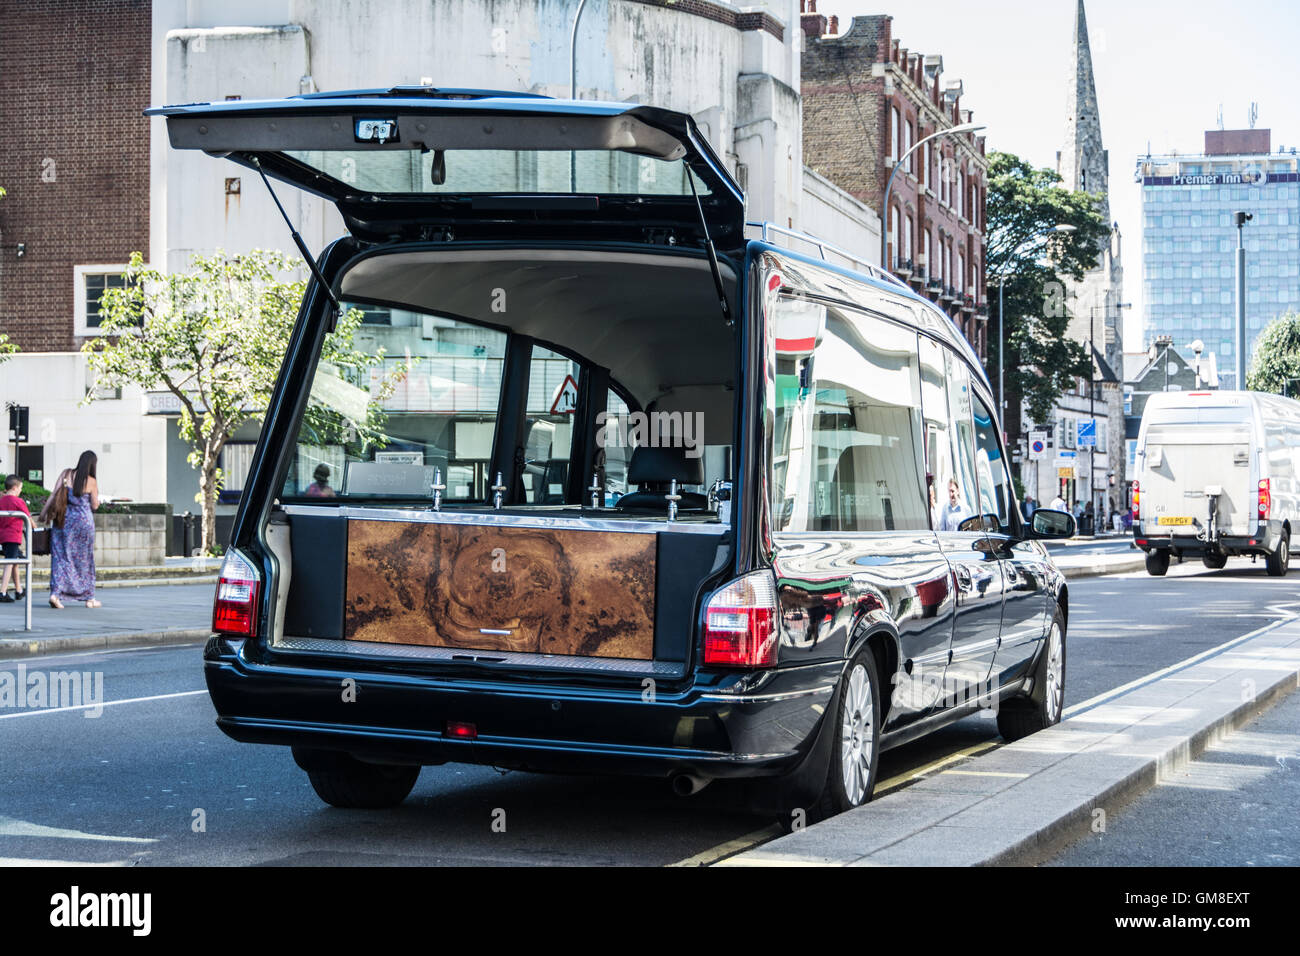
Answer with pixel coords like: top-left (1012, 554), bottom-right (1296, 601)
top-left (839, 663), bottom-right (875, 805)
top-left (1043, 622), bottom-right (1064, 723)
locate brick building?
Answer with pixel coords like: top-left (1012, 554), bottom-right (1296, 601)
top-left (799, 5), bottom-right (990, 357)
top-left (0, 0), bottom-right (152, 353)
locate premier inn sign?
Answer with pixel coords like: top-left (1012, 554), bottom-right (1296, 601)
top-left (1143, 168), bottom-right (1277, 187)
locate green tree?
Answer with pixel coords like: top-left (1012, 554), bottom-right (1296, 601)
top-left (985, 152), bottom-right (1110, 433)
top-left (83, 249), bottom-right (408, 553)
top-left (1247, 310), bottom-right (1300, 395)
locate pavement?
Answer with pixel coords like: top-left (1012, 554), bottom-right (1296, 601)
top-left (1045, 535), bottom-right (1148, 578)
top-left (0, 581), bottom-right (214, 659)
top-left (1048, 682), bottom-right (1300, 866)
top-left (720, 611), bottom-right (1300, 866)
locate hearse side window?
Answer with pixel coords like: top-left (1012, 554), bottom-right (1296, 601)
top-left (972, 392), bottom-right (1013, 532)
top-left (522, 345), bottom-right (582, 504)
top-left (771, 297), bottom-right (929, 533)
top-left (919, 337), bottom-right (981, 532)
top-left (282, 307), bottom-right (506, 502)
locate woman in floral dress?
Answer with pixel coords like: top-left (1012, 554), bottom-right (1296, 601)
top-left (48, 451), bottom-right (100, 609)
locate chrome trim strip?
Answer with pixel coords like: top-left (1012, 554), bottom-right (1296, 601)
top-left (280, 503), bottom-right (729, 536)
top-left (699, 683), bottom-right (836, 704)
top-left (270, 635), bottom-right (687, 678)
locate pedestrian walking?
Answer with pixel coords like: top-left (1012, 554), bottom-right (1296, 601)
top-left (45, 451), bottom-right (101, 609)
top-left (0, 474), bottom-right (31, 602)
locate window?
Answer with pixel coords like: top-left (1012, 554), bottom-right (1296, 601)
top-left (521, 345), bottom-right (580, 504)
top-left (771, 299), bottom-right (929, 533)
top-left (75, 265), bottom-right (135, 335)
top-left (599, 390), bottom-right (633, 504)
top-left (353, 304), bottom-right (393, 325)
top-left (284, 307), bottom-right (507, 502)
top-left (218, 442), bottom-right (257, 503)
top-left (919, 338), bottom-right (979, 532)
top-left (972, 393), bottom-right (1012, 532)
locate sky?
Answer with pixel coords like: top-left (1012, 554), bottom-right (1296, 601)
top-left (828, 0), bottom-right (1300, 352)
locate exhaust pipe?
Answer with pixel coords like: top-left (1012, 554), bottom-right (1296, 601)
top-left (671, 773), bottom-right (710, 796)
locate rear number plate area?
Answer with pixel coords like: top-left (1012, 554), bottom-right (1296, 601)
top-left (1157, 516), bottom-right (1194, 526)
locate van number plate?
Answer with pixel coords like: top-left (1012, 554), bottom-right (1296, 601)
top-left (1157, 516), bottom-right (1193, 526)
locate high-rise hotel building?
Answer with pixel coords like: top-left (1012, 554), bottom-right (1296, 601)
top-left (1137, 128), bottom-right (1300, 389)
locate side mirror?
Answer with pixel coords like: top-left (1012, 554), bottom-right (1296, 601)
top-left (957, 512), bottom-right (1001, 534)
top-left (1029, 508), bottom-right (1076, 539)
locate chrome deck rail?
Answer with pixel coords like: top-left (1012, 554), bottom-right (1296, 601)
top-left (744, 221), bottom-right (908, 289)
top-left (0, 510), bottom-right (34, 631)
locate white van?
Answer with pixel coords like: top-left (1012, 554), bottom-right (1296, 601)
top-left (1133, 390), bottom-right (1300, 575)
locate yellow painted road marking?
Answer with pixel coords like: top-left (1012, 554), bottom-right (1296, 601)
top-left (669, 824), bottom-right (784, 867)
top-left (874, 739), bottom-right (1001, 795)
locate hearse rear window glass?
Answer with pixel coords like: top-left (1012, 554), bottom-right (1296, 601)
top-left (771, 297), bottom-right (928, 533)
top-left (282, 149), bottom-right (709, 196)
top-left (284, 306), bottom-right (505, 502)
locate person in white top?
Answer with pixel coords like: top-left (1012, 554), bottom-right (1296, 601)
top-left (937, 478), bottom-right (971, 532)
top-left (1049, 494), bottom-right (1068, 512)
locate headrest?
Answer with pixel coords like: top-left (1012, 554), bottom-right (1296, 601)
top-left (627, 445), bottom-right (705, 486)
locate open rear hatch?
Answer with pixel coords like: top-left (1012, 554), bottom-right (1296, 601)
top-left (147, 87), bottom-right (744, 249)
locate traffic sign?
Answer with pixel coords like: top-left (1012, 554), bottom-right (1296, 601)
top-left (1029, 436), bottom-right (1047, 461)
top-left (1077, 419), bottom-right (1096, 448)
top-left (549, 374), bottom-right (579, 415)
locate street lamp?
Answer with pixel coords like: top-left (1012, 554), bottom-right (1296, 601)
top-left (1234, 211), bottom-right (1252, 390)
top-left (995, 224), bottom-right (1077, 418)
top-left (879, 121), bottom-right (986, 271)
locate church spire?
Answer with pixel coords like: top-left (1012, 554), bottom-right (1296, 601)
top-left (1060, 0), bottom-right (1109, 222)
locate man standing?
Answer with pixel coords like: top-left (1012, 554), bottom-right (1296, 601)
top-left (938, 478), bottom-right (971, 532)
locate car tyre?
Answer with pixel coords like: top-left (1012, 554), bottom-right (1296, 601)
top-left (997, 606), bottom-right (1066, 742)
top-left (1266, 530), bottom-right (1290, 577)
top-left (1145, 550), bottom-right (1170, 576)
top-left (295, 749), bottom-right (420, 809)
top-left (804, 648), bottom-right (883, 824)
top-left (1202, 552), bottom-right (1227, 570)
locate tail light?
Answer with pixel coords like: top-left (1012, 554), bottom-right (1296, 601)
top-left (1258, 478), bottom-right (1271, 520)
top-left (213, 549), bottom-right (260, 638)
top-left (703, 570), bottom-right (778, 668)
top-left (1131, 481), bottom-right (1140, 520)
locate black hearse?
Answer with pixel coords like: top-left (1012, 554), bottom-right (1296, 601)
top-left (153, 88), bottom-right (1075, 818)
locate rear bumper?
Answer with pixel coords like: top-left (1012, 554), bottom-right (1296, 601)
top-left (203, 637), bottom-right (840, 780)
top-left (1134, 520), bottom-right (1281, 555)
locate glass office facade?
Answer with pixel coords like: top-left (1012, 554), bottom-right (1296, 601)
top-left (1140, 152), bottom-right (1300, 388)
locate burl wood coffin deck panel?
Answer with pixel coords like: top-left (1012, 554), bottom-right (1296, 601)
top-left (344, 519), bottom-right (657, 659)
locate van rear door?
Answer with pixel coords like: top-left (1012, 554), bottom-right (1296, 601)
top-left (1143, 421), bottom-right (1254, 537)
